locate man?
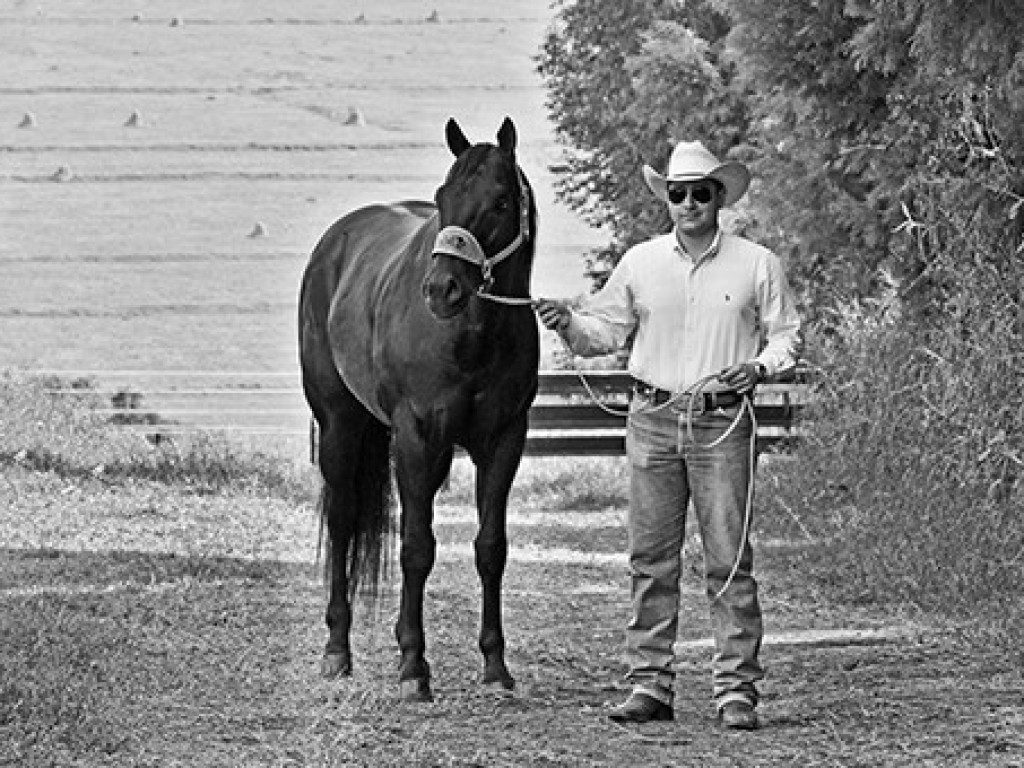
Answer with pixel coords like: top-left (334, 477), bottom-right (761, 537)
top-left (535, 140), bottom-right (801, 731)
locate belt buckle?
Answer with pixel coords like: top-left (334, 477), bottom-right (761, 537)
top-left (708, 391), bottom-right (742, 412)
top-left (671, 391), bottom-right (704, 414)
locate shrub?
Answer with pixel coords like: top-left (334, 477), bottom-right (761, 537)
top-left (771, 289), bottom-right (1023, 646)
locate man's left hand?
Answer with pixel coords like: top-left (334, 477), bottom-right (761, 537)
top-left (717, 362), bottom-right (762, 393)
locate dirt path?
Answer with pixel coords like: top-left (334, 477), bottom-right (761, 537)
top-left (2, 468), bottom-right (1021, 767)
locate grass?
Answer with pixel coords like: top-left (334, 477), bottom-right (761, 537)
top-left (762, 300), bottom-right (1024, 652)
top-left (7, 364), bottom-right (1021, 639)
top-left (441, 453), bottom-right (630, 512)
top-left (3, 364), bottom-right (1023, 765)
top-left (6, 355), bottom-right (1022, 635)
top-left (0, 564), bottom-right (322, 766)
top-left (0, 370), bottom-right (314, 503)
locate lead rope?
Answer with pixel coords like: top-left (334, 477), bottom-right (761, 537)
top-left (559, 337), bottom-right (757, 603)
top-left (475, 285), bottom-right (535, 306)
top-left (473, 301), bottom-right (757, 603)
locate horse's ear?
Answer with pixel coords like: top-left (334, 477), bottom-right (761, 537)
top-left (445, 118), bottom-right (471, 157)
top-left (496, 117), bottom-right (517, 153)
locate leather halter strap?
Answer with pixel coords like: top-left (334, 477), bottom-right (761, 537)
top-left (430, 165), bottom-right (531, 284)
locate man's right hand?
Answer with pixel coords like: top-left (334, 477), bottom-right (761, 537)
top-left (533, 299), bottom-right (571, 332)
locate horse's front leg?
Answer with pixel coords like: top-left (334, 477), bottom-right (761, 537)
top-left (473, 413), bottom-right (528, 691)
top-left (391, 418), bottom-right (453, 702)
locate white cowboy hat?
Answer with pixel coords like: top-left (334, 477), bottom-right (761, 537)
top-left (642, 140), bottom-right (751, 208)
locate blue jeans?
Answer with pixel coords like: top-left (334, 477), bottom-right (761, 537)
top-left (623, 398), bottom-right (763, 711)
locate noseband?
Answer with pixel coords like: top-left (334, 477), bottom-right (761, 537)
top-left (430, 165), bottom-right (532, 305)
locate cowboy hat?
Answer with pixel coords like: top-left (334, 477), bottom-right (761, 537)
top-left (642, 140), bottom-right (751, 208)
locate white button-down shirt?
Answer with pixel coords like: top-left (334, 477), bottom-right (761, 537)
top-left (563, 229), bottom-right (801, 393)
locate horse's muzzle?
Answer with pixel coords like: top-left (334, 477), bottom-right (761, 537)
top-left (421, 270), bottom-right (469, 319)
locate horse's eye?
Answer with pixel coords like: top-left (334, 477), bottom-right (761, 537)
top-left (493, 196), bottom-right (511, 213)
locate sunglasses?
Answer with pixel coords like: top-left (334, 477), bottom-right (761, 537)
top-left (667, 182), bottom-right (717, 205)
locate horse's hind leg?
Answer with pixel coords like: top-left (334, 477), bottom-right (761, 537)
top-left (316, 452), bottom-right (355, 679)
top-left (313, 388), bottom-right (391, 679)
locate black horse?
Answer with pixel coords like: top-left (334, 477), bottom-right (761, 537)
top-left (298, 117), bottom-right (539, 701)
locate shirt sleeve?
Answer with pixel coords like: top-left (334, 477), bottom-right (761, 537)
top-left (754, 251), bottom-right (802, 377)
top-left (561, 254), bottom-right (638, 357)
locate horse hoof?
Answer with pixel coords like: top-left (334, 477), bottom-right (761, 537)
top-left (399, 678), bottom-right (433, 702)
top-left (482, 672), bottom-right (515, 692)
top-left (320, 653), bottom-right (352, 679)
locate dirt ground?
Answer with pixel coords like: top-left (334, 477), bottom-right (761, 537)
top-left (1, 463), bottom-right (1021, 767)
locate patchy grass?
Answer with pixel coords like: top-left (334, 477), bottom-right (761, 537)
top-left (2, 366), bottom-right (1022, 765)
top-left (0, 371), bottom-right (314, 503)
top-left (441, 454), bottom-right (631, 512)
top-left (3, 532), bottom-right (1021, 767)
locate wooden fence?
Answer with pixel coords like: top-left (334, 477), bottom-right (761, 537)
top-left (37, 369), bottom-right (808, 457)
top-left (526, 371), bottom-right (806, 455)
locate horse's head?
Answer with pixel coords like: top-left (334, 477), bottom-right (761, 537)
top-left (422, 117), bottom-right (534, 320)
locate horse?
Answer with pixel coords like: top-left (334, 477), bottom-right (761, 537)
top-left (298, 117), bottom-right (539, 702)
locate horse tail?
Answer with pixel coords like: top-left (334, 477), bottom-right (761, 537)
top-left (317, 418), bottom-right (394, 609)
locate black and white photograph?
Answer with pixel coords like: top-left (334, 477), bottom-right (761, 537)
top-left (2, 1), bottom-right (1021, 765)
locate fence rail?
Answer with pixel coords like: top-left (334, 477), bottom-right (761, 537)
top-left (525, 371), bottom-right (806, 455)
top-left (32, 369), bottom-right (808, 456)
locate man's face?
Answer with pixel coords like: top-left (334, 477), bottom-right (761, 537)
top-left (667, 179), bottom-right (723, 239)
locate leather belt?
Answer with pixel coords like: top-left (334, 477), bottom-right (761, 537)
top-left (631, 377), bottom-right (745, 411)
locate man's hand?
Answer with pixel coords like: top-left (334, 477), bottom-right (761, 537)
top-left (533, 299), bottom-right (571, 332)
top-left (718, 361), bottom-right (764, 393)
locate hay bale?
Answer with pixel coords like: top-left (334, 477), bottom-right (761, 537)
top-left (18, 112), bottom-right (36, 128)
top-left (52, 165), bottom-right (73, 182)
top-left (426, 10), bottom-right (440, 22)
top-left (248, 221), bottom-right (269, 238)
top-left (170, 16), bottom-right (184, 27)
top-left (124, 110), bottom-right (143, 127)
top-left (344, 107), bottom-right (366, 126)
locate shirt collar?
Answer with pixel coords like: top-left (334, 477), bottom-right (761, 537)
top-left (674, 227), bottom-right (722, 265)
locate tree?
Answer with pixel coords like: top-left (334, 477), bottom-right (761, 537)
top-left (537, 0), bottom-right (748, 282)
top-left (539, 0), bottom-right (1024, 327)
top-left (718, 0), bottom-right (1024, 323)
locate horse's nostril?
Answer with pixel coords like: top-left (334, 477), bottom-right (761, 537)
top-left (422, 275), bottom-right (464, 309)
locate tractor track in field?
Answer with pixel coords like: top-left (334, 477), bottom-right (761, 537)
top-left (0, 302), bottom-right (296, 319)
top-left (3, 170), bottom-right (438, 184)
top-left (0, 83), bottom-right (541, 96)
top-left (0, 16), bottom-right (549, 28)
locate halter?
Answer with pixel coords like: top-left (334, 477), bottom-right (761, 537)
top-left (430, 164), bottom-right (533, 306)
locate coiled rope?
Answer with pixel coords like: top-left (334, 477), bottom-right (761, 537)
top-left (563, 342), bottom-right (758, 604)
top-left (473, 295), bottom-right (758, 603)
